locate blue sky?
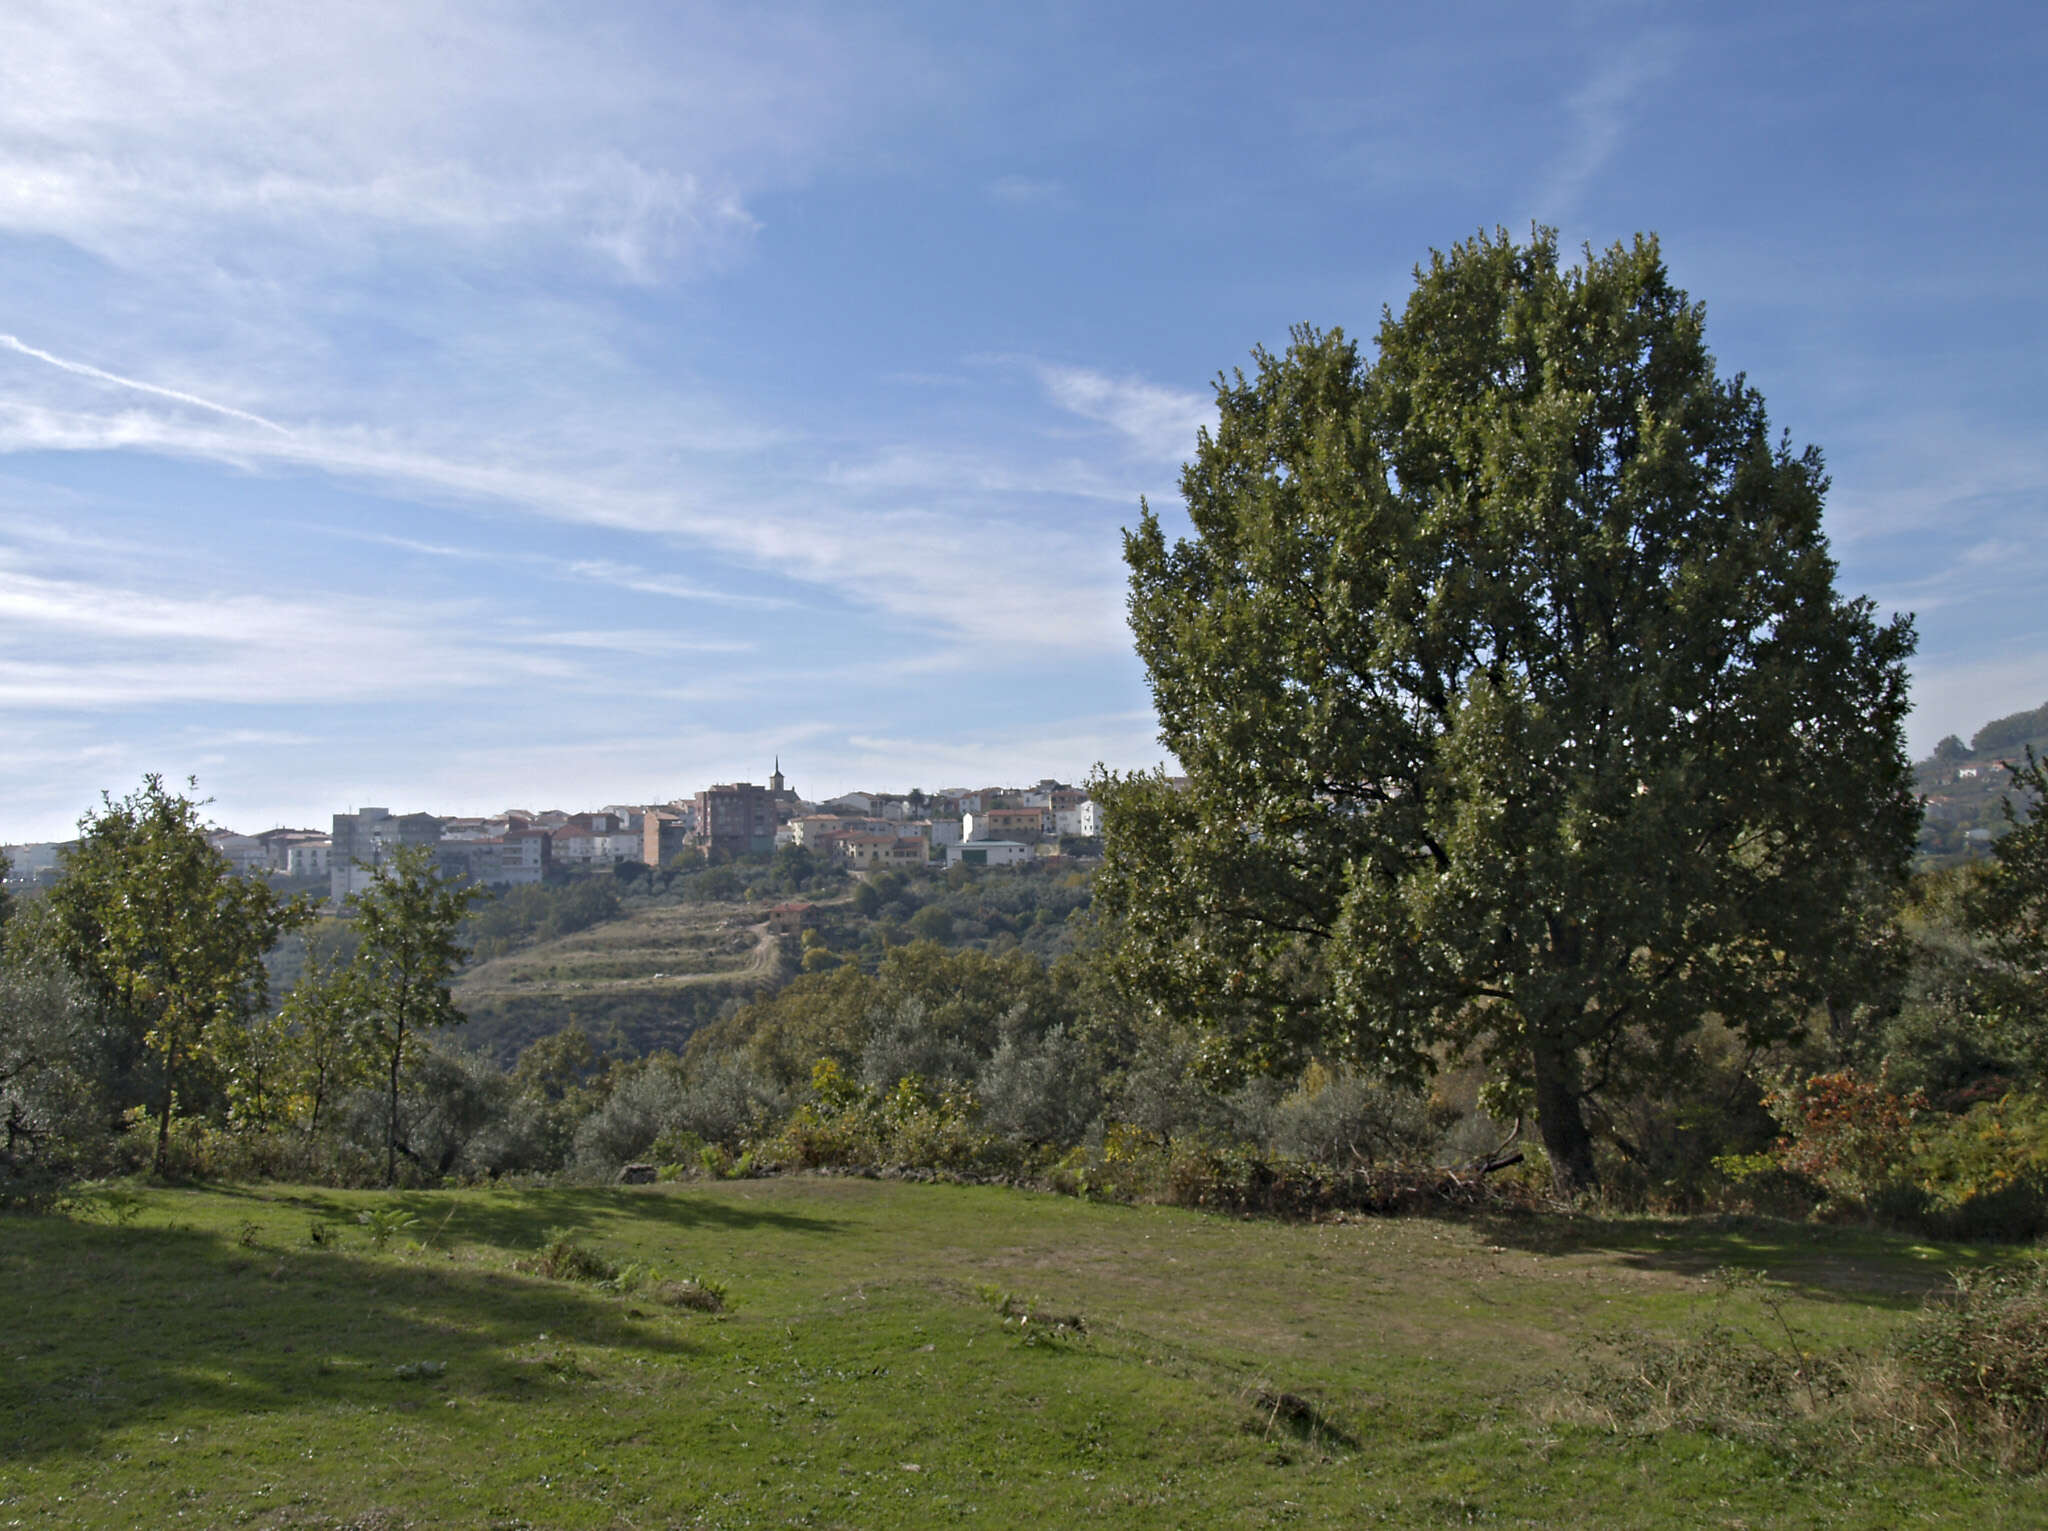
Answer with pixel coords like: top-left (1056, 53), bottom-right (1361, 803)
top-left (2, 1), bottom-right (2042, 841)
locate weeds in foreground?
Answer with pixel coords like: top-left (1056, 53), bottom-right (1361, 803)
top-left (529, 1227), bottom-right (619, 1282)
top-left (975, 1282), bottom-right (1087, 1343)
top-left (356, 1206), bottom-right (419, 1252)
top-left (58, 1182), bottom-right (144, 1226)
top-left (1244, 1383), bottom-right (1359, 1453)
top-left (1557, 1260), bottom-right (2048, 1474)
top-left (1892, 1265), bottom-right (2048, 1472)
top-left (520, 1228), bottom-right (728, 1311)
top-left (654, 1275), bottom-right (726, 1312)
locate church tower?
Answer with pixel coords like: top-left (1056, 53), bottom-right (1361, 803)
top-left (769, 756), bottom-right (786, 796)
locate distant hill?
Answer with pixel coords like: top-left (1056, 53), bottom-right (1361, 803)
top-left (1970, 699), bottom-right (2048, 758)
top-left (1914, 696), bottom-right (2048, 866)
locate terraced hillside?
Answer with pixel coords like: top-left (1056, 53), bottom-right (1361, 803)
top-left (455, 894), bottom-right (816, 1062)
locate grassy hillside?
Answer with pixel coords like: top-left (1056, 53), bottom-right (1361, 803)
top-left (455, 896), bottom-right (796, 1062)
top-left (444, 862), bottom-right (1095, 1065)
top-left (4, 1179), bottom-right (2042, 1528)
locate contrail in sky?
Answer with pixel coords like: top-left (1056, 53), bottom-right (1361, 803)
top-left (0, 333), bottom-right (292, 435)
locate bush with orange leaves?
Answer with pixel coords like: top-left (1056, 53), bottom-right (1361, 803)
top-left (1764, 1069), bottom-right (1927, 1207)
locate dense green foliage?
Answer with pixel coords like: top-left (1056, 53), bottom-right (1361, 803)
top-left (0, 936), bottom-right (111, 1201)
top-left (46, 776), bottom-right (310, 1172)
top-left (1971, 750), bottom-right (2048, 997)
top-left (1097, 230), bottom-right (1918, 1194)
top-left (463, 877), bottom-right (622, 958)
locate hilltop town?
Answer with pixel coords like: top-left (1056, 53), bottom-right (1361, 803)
top-left (2, 760), bottom-right (1111, 901)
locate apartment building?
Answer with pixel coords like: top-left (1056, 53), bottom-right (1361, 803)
top-left (330, 807), bottom-right (442, 902)
top-left (695, 782), bottom-right (779, 858)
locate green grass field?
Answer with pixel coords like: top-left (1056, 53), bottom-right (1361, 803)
top-left (3, 1179), bottom-right (2042, 1529)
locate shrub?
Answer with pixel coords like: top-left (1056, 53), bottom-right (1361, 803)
top-left (1269, 1067), bottom-right (1441, 1168)
top-left (1909, 1092), bottom-right (2048, 1240)
top-left (570, 1064), bottom-right (687, 1175)
top-left (1565, 1319), bottom-right (1849, 1448)
top-left (531, 1229), bottom-right (618, 1283)
top-left (356, 1205), bottom-right (420, 1252)
top-left (977, 1024), bottom-right (1101, 1146)
top-left (0, 956), bottom-right (117, 1204)
top-left (761, 1059), bottom-right (1015, 1174)
top-left (1765, 1069), bottom-right (1925, 1209)
top-left (1049, 1122), bottom-right (1170, 1201)
top-left (1893, 1264), bottom-right (2048, 1472)
top-left (1561, 1260), bottom-right (2048, 1474)
top-left (859, 999), bottom-right (978, 1092)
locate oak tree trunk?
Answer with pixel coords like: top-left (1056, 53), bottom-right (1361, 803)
top-left (1530, 1034), bottom-right (1599, 1197)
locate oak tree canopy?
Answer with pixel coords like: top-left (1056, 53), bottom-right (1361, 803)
top-left (1095, 229), bottom-right (1919, 1194)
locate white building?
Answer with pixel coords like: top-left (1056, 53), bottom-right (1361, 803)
top-left (284, 840), bottom-right (332, 878)
top-left (945, 839), bottom-right (1030, 868)
top-left (207, 832), bottom-right (273, 875)
top-left (550, 812), bottom-right (640, 868)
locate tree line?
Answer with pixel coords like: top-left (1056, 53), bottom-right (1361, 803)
top-left (3, 776), bottom-right (478, 1191)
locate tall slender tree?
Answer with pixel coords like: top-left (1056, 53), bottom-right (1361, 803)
top-left (1096, 230), bottom-right (1919, 1194)
top-left (346, 844), bottom-right (482, 1185)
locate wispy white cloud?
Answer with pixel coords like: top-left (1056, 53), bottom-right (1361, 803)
top-left (0, 9), bottom-right (1166, 674)
top-left (527, 630), bottom-right (755, 657)
top-left (1034, 364), bottom-right (1213, 464)
top-left (563, 560), bottom-right (795, 611)
top-left (0, 3), bottom-right (907, 283)
top-left (0, 333), bottom-right (291, 434)
top-left (0, 394), bottom-right (1134, 652)
top-left (0, 556), bottom-right (580, 710)
top-left (821, 443), bottom-right (1131, 503)
top-left (1525, 28), bottom-right (1681, 226)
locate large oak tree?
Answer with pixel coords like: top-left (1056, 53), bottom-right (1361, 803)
top-left (1095, 230), bottom-right (1918, 1194)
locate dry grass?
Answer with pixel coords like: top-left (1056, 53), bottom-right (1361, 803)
top-left (1553, 1260), bottom-right (2048, 1475)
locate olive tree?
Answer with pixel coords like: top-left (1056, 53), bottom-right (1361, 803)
top-left (1096, 229), bottom-right (1918, 1194)
top-left (0, 948), bottom-right (112, 1197)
